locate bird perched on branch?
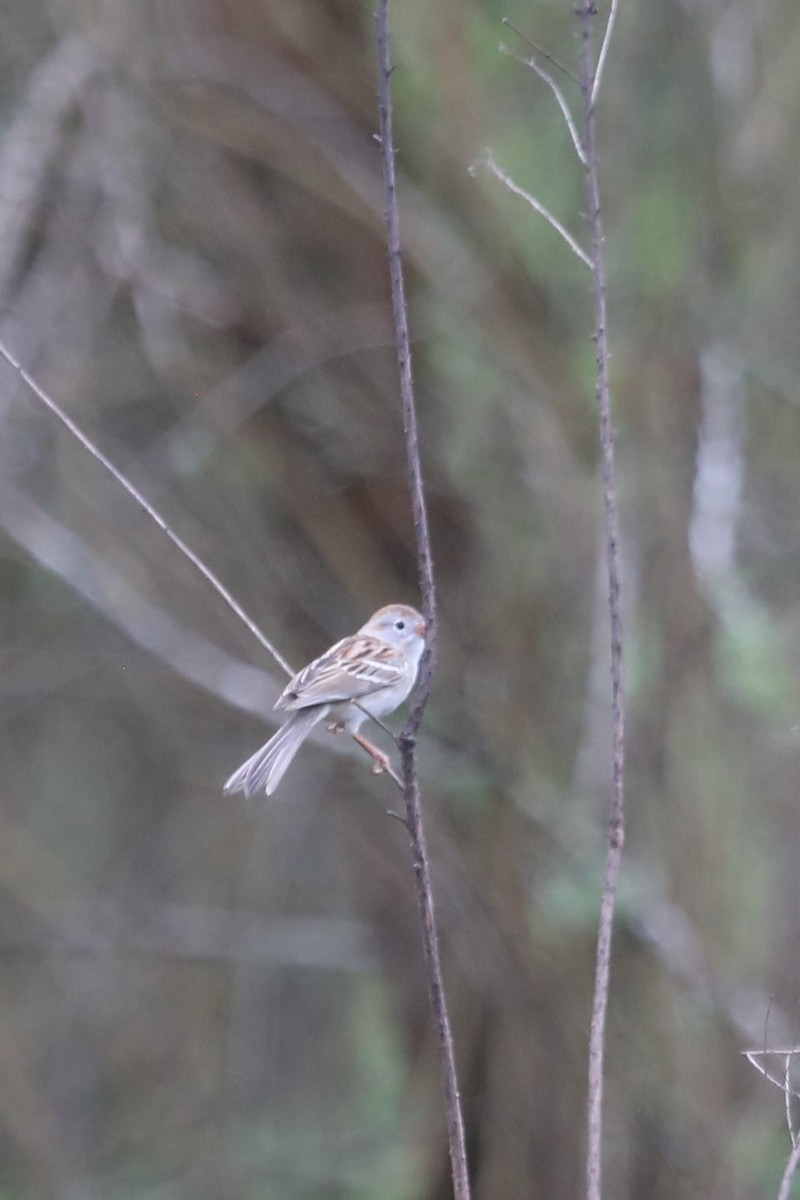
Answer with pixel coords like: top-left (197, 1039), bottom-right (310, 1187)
top-left (223, 603), bottom-right (426, 798)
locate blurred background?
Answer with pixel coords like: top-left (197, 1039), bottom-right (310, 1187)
top-left (0, 0), bottom-right (799, 1196)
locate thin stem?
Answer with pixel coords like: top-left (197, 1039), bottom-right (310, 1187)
top-left (777, 1139), bottom-right (800, 1200)
top-left (785, 1053), bottom-right (797, 1147)
top-left (376, 45), bottom-right (436, 646)
top-left (0, 339), bottom-right (294, 677)
top-left (743, 1047), bottom-right (800, 1097)
top-left (376, 4), bottom-right (471, 1199)
top-left (500, 44), bottom-right (586, 165)
top-left (591, 0), bottom-right (620, 108)
top-left (578, 5), bottom-right (626, 1200)
top-left (473, 150), bottom-right (592, 268)
top-left (744, 1050), bottom-right (779, 1087)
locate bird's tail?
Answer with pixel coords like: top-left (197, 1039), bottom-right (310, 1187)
top-left (223, 708), bottom-right (324, 798)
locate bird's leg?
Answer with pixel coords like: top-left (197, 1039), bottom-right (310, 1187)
top-left (350, 732), bottom-right (391, 775)
top-left (327, 720), bottom-right (345, 734)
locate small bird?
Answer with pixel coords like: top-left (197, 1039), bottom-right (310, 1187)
top-left (223, 603), bottom-right (426, 798)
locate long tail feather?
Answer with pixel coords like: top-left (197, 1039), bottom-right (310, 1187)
top-left (223, 708), bottom-right (324, 798)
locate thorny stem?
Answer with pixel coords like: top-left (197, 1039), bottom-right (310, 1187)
top-left (376, 4), bottom-right (471, 1200)
top-left (578, 6), bottom-right (626, 1200)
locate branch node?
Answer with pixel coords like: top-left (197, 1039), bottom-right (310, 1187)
top-left (398, 730), bottom-right (417, 755)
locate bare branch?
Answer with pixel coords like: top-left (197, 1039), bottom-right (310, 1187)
top-left (479, 13), bottom-right (625, 1196)
top-left (471, 149), bottom-right (592, 268)
top-left (785, 1052), bottom-right (797, 1147)
top-left (745, 1049), bottom-right (772, 1079)
top-left (377, 3), bottom-right (471, 1199)
top-left (0, 339), bottom-right (294, 678)
top-left (743, 1047), bottom-right (800, 1097)
top-left (745, 1050), bottom-right (787, 1091)
top-left (591, 0), bottom-right (620, 109)
top-left (746, 1045), bottom-right (800, 1199)
top-left (778, 1140), bottom-right (800, 1200)
top-left (578, 5), bottom-right (626, 1200)
top-left (499, 44), bottom-right (586, 165)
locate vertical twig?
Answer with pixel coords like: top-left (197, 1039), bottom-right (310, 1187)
top-left (578, 6), bottom-right (626, 1200)
top-left (777, 1140), bottom-right (800, 1200)
top-left (376, 4), bottom-right (471, 1199)
top-left (785, 1052), bottom-right (797, 1148)
top-left (743, 1044), bottom-right (800, 1200)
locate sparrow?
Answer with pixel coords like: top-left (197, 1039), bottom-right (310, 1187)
top-left (223, 603), bottom-right (426, 798)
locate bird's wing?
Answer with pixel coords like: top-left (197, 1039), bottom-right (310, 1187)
top-left (276, 634), bottom-right (406, 710)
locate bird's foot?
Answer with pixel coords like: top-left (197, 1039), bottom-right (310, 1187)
top-left (369, 749), bottom-right (390, 776)
top-left (351, 732), bottom-right (391, 776)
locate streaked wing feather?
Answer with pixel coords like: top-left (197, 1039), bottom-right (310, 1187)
top-left (277, 634), bottom-right (404, 709)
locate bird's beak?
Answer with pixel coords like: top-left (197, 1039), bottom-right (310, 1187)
top-left (416, 619), bottom-right (427, 637)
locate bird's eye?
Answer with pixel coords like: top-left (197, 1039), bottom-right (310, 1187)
top-left (395, 619), bottom-right (406, 631)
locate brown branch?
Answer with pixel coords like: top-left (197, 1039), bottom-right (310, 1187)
top-left (744, 1049), bottom-right (800, 1100)
top-left (578, 7), bottom-right (626, 1200)
top-left (376, 4), bottom-right (470, 1199)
